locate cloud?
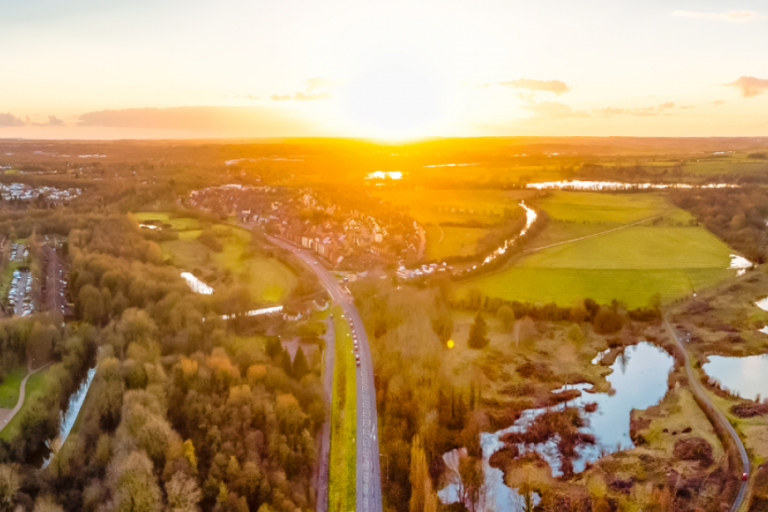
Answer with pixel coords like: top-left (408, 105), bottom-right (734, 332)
top-left (725, 76), bottom-right (768, 98)
top-left (679, 105), bottom-right (696, 109)
top-left (0, 112), bottom-right (25, 127)
top-left (521, 101), bottom-right (589, 119)
top-left (36, 115), bottom-right (64, 127)
top-left (672, 10), bottom-right (764, 22)
top-left (305, 77), bottom-right (340, 92)
top-left (592, 102), bottom-right (678, 117)
top-left (500, 79), bottom-right (570, 95)
top-left (76, 106), bottom-right (313, 135)
top-left (270, 91), bottom-right (331, 101)
top-left (711, 100), bottom-right (726, 105)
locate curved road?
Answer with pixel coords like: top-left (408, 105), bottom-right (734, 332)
top-left (267, 235), bottom-right (383, 512)
top-left (663, 312), bottom-right (749, 511)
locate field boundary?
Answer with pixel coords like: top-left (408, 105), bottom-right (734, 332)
top-left (458, 209), bottom-right (674, 286)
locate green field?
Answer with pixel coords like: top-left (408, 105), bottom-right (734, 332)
top-left (531, 191), bottom-right (671, 224)
top-left (456, 192), bottom-right (737, 307)
top-left (425, 225), bottom-right (487, 260)
top-left (329, 306), bottom-right (356, 512)
top-left (134, 213), bottom-right (297, 304)
top-left (377, 189), bottom-right (532, 225)
top-left (0, 366), bottom-right (26, 409)
top-left (0, 368), bottom-right (53, 441)
top-left (377, 189), bottom-right (531, 260)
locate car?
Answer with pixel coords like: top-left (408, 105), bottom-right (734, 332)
top-left (355, 346), bottom-right (359, 352)
top-left (356, 361), bottom-right (360, 367)
top-left (742, 472), bottom-right (748, 481)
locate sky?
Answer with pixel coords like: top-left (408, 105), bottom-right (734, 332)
top-left (1, 0), bottom-right (767, 139)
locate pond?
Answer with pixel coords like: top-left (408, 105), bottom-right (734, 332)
top-left (439, 342), bottom-right (674, 511)
top-left (702, 354), bottom-right (768, 402)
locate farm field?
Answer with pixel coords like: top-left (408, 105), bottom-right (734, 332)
top-left (456, 191), bottom-right (736, 307)
top-left (530, 191), bottom-right (671, 224)
top-left (377, 189), bottom-right (532, 259)
top-left (425, 225), bottom-right (487, 260)
top-left (134, 213), bottom-right (297, 304)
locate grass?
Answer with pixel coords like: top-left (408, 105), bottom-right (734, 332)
top-left (328, 305), bottom-right (356, 512)
top-left (531, 192), bottom-right (671, 224)
top-left (376, 189), bottom-right (533, 259)
top-left (425, 225), bottom-right (487, 260)
top-left (142, 214), bottom-right (297, 304)
top-left (459, 267), bottom-right (732, 308)
top-left (455, 192), bottom-right (736, 307)
top-left (520, 226), bottom-right (731, 270)
top-left (0, 366), bottom-right (26, 409)
top-left (0, 368), bottom-right (53, 441)
top-left (377, 189), bottom-right (532, 225)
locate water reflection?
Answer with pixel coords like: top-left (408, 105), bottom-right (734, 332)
top-left (181, 271), bottom-right (213, 295)
top-left (439, 342), bottom-right (673, 511)
top-left (42, 367), bottom-right (96, 468)
top-left (703, 354), bottom-right (768, 402)
top-left (526, 180), bottom-right (736, 191)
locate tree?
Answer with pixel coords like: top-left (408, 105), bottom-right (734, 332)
top-left (165, 472), bottom-right (202, 512)
top-left (513, 317), bottom-right (536, 347)
top-left (292, 347), bottom-right (310, 380)
top-left (0, 464), bottom-right (19, 510)
top-left (496, 305), bottom-right (516, 331)
top-left (33, 495), bottom-right (64, 512)
top-left (107, 450), bottom-right (162, 512)
top-left (467, 313), bottom-right (489, 349)
top-left (409, 435), bottom-right (437, 512)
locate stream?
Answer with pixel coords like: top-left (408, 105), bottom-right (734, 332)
top-left (438, 342), bottom-right (674, 511)
top-left (42, 367), bottom-right (96, 468)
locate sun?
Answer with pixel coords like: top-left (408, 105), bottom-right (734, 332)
top-left (342, 59), bottom-right (442, 139)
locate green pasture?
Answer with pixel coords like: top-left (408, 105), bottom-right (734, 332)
top-left (425, 225), bottom-right (487, 260)
top-left (0, 367), bottom-right (53, 441)
top-left (456, 191), bottom-right (737, 307)
top-left (457, 267), bottom-right (732, 309)
top-left (531, 191), bottom-right (671, 224)
top-left (137, 213), bottom-right (297, 304)
top-left (329, 306), bottom-right (356, 512)
top-left (132, 212), bottom-right (202, 231)
top-left (521, 226), bottom-right (730, 270)
top-left (0, 366), bottom-right (26, 409)
top-left (377, 189), bottom-right (531, 225)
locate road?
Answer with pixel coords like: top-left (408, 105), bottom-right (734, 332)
top-left (663, 312), bottom-right (749, 511)
top-left (266, 235), bottom-right (383, 512)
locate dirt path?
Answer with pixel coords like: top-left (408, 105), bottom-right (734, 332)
top-left (663, 312), bottom-right (749, 512)
top-left (0, 360), bottom-right (52, 433)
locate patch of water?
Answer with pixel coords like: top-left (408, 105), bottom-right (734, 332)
top-left (755, 297), bottom-right (768, 312)
top-left (702, 354), bottom-right (768, 402)
top-left (438, 342), bottom-right (674, 511)
top-left (526, 180), bottom-right (736, 191)
top-left (42, 367), bottom-right (96, 468)
top-left (181, 272), bottom-right (213, 295)
top-left (729, 255), bottom-right (752, 276)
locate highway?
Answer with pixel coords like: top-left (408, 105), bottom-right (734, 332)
top-left (663, 312), bottom-right (749, 512)
top-left (266, 235), bottom-right (383, 512)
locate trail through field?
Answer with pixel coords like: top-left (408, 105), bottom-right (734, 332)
top-left (523, 210), bottom-right (673, 254)
top-left (0, 359), bottom-right (52, 434)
